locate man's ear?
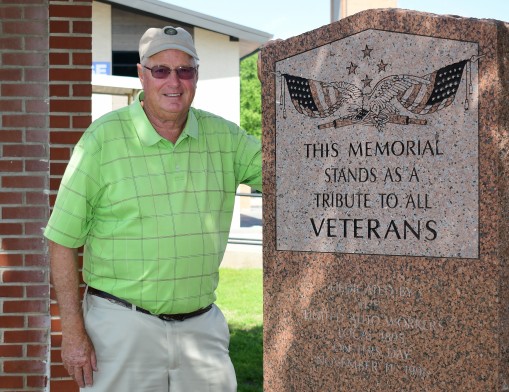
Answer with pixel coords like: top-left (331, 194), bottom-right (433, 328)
top-left (137, 63), bottom-right (145, 85)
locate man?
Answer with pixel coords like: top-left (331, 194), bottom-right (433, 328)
top-left (45, 26), bottom-right (262, 391)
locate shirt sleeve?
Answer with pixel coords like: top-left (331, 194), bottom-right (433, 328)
top-left (44, 130), bottom-right (103, 248)
top-left (233, 129), bottom-right (262, 192)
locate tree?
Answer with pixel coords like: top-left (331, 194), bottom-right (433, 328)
top-left (240, 53), bottom-right (262, 140)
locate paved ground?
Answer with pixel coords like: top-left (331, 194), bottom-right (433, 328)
top-left (221, 203), bottom-right (263, 269)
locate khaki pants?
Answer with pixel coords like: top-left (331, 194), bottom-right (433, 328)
top-left (82, 293), bottom-right (237, 392)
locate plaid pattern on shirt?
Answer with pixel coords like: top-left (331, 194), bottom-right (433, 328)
top-left (44, 93), bottom-right (262, 314)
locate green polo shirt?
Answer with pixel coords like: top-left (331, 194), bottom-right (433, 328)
top-left (44, 92), bottom-right (262, 314)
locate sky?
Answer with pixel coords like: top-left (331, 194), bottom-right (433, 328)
top-left (162, 0), bottom-right (509, 39)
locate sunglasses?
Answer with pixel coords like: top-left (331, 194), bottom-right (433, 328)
top-left (143, 65), bottom-right (197, 80)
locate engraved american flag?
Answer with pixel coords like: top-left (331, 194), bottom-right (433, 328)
top-left (282, 74), bottom-right (345, 118)
top-left (397, 60), bottom-right (468, 115)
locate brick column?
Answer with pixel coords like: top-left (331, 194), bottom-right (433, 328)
top-left (0, 1), bottom-right (92, 391)
top-left (48, 1), bottom-right (92, 391)
top-left (0, 1), bottom-right (50, 390)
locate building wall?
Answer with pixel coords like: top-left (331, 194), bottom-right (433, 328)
top-left (91, 1), bottom-right (242, 124)
top-left (91, 1), bottom-right (113, 119)
top-left (0, 1), bottom-right (92, 391)
top-left (48, 1), bottom-right (92, 391)
top-left (0, 1), bottom-right (50, 390)
top-left (193, 28), bottom-right (241, 123)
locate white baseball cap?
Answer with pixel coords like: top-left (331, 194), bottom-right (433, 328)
top-left (139, 26), bottom-right (199, 62)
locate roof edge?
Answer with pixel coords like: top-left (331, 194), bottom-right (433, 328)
top-left (103, 0), bottom-right (273, 43)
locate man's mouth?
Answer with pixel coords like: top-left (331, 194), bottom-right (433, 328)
top-left (164, 93), bottom-right (181, 97)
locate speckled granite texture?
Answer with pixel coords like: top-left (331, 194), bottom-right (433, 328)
top-left (260, 9), bottom-right (509, 391)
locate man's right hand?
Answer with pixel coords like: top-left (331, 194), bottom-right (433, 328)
top-left (62, 329), bottom-right (98, 388)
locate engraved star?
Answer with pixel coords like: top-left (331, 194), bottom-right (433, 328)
top-left (362, 75), bottom-right (373, 87)
top-left (362, 45), bottom-right (373, 58)
top-left (378, 59), bottom-right (388, 72)
top-left (346, 62), bottom-right (358, 74)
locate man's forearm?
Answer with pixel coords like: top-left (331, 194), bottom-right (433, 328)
top-left (49, 241), bottom-right (85, 333)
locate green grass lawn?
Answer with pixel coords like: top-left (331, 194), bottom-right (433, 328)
top-left (216, 268), bottom-right (263, 392)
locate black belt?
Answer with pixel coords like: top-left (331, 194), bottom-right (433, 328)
top-left (87, 286), bottom-right (212, 322)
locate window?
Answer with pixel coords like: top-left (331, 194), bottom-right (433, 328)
top-left (112, 51), bottom-right (139, 77)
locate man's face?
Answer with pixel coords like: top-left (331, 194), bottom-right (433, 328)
top-left (137, 49), bottom-right (198, 122)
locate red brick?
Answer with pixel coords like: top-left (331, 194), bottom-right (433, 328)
top-left (72, 84), bottom-right (92, 97)
top-left (0, 376), bottom-right (23, 389)
top-left (0, 222), bottom-right (23, 235)
top-left (2, 175), bottom-right (46, 188)
top-left (72, 52), bottom-right (92, 66)
top-left (0, 192), bottom-right (23, 204)
top-left (0, 344), bottom-right (24, 357)
top-left (0, 253), bottom-right (23, 267)
top-left (72, 115), bottom-right (92, 129)
top-left (4, 329), bottom-right (48, 344)
top-left (25, 222), bottom-right (46, 236)
top-left (1, 237), bottom-right (46, 251)
top-left (3, 20), bottom-right (47, 35)
top-left (50, 177), bottom-right (62, 192)
top-left (24, 5), bottom-right (48, 20)
top-left (51, 99), bottom-right (91, 113)
top-left (50, 162), bottom-right (68, 176)
top-left (0, 316), bottom-right (24, 329)
top-left (50, 348), bottom-right (62, 363)
top-left (0, 285), bottom-right (24, 298)
top-left (50, 378), bottom-right (77, 392)
top-left (28, 315), bottom-right (50, 328)
top-left (26, 158), bottom-right (50, 172)
top-left (0, 36), bottom-right (23, 50)
top-left (3, 83), bottom-right (46, 98)
top-left (27, 129), bottom-right (50, 143)
top-left (50, 4), bottom-right (92, 18)
top-left (0, 160), bottom-right (23, 172)
top-left (26, 285), bottom-right (50, 299)
top-left (0, 68), bottom-right (23, 82)
top-left (0, 7), bottom-right (23, 19)
top-left (50, 51), bottom-right (70, 66)
top-left (27, 344), bottom-right (49, 358)
top-left (2, 270), bottom-right (47, 284)
top-left (27, 191), bottom-right (49, 205)
top-left (50, 147), bottom-right (71, 161)
top-left (50, 20), bottom-right (70, 34)
top-left (50, 332), bottom-right (62, 348)
top-left (50, 68), bottom-right (90, 82)
top-left (4, 359), bottom-right (47, 374)
top-left (2, 52), bottom-right (47, 66)
top-left (51, 317), bottom-right (62, 331)
top-left (0, 129), bottom-right (22, 142)
top-left (25, 253), bottom-right (48, 268)
top-left (26, 99), bottom-right (50, 113)
top-left (73, 20), bottom-right (92, 34)
top-left (50, 83), bottom-right (70, 97)
top-left (0, 99), bottom-right (23, 112)
top-left (2, 83), bottom-right (46, 97)
top-left (3, 206), bottom-right (47, 220)
top-left (3, 299), bottom-right (49, 314)
top-left (3, 144), bottom-right (47, 158)
top-left (50, 364), bottom-right (69, 378)
top-left (50, 301), bottom-right (62, 315)
top-left (50, 115), bottom-right (71, 128)
top-left (2, 114), bottom-right (47, 128)
top-left (25, 35), bottom-right (48, 51)
top-left (27, 375), bottom-right (48, 388)
top-left (50, 36), bottom-right (91, 50)
top-left (25, 68), bottom-right (49, 82)
top-left (50, 131), bottom-right (84, 145)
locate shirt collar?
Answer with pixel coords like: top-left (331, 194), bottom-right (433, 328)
top-left (130, 91), bottom-right (199, 147)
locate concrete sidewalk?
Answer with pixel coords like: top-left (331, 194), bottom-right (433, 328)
top-left (221, 242), bottom-right (262, 268)
top-left (221, 200), bottom-right (263, 269)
